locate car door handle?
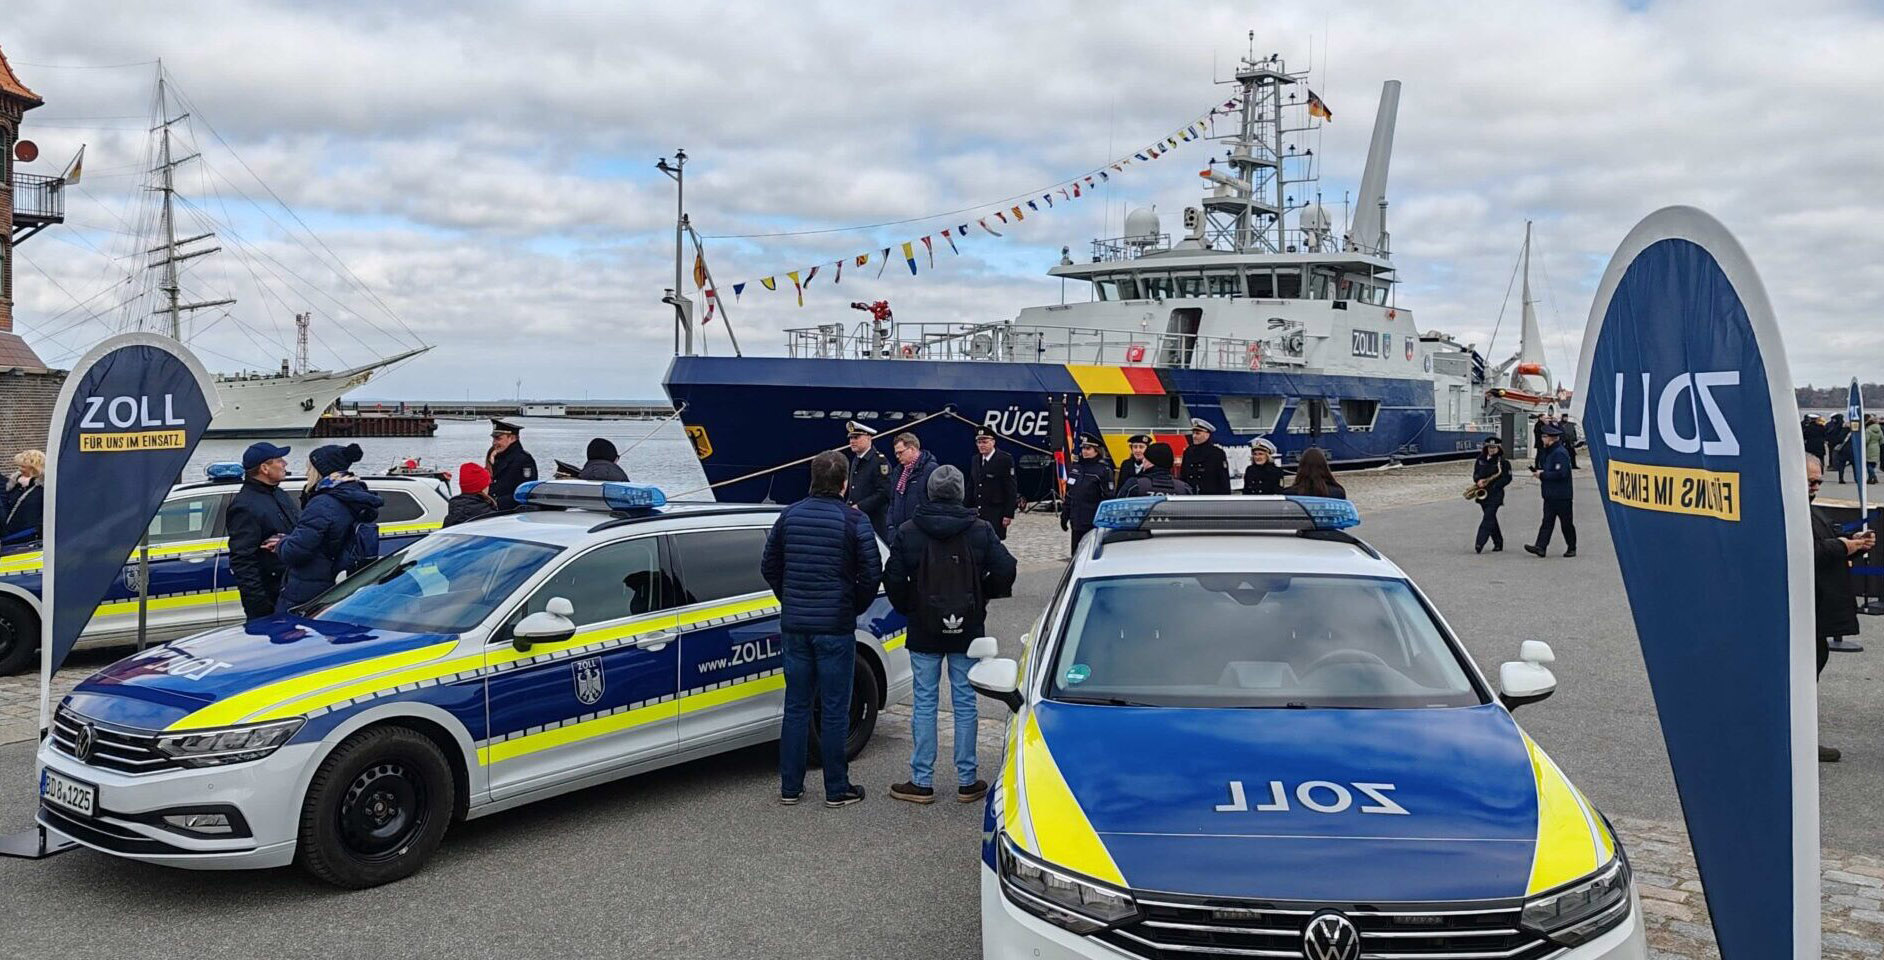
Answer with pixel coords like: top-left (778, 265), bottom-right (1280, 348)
top-left (635, 631), bottom-right (676, 652)
top-left (184, 556), bottom-right (210, 563)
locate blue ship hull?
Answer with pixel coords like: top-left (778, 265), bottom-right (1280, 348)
top-left (663, 355), bottom-right (1482, 504)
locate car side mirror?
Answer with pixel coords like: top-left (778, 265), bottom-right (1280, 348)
top-left (512, 596), bottom-right (576, 653)
top-left (1499, 659), bottom-right (1557, 711)
top-left (968, 657), bottom-right (1023, 713)
top-left (1519, 640), bottom-right (1555, 664)
top-left (967, 635), bottom-right (1000, 659)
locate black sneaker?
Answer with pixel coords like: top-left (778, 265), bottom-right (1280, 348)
top-left (825, 785), bottom-right (866, 808)
top-left (778, 792), bottom-right (802, 806)
top-left (1493, 543), bottom-right (1504, 552)
top-left (1563, 549), bottom-right (1577, 558)
top-left (957, 780), bottom-right (989, 803)
top-left (1523, 544), bottom-right (1546, 557)
top-left (890, 781), bottom-right (936, 804)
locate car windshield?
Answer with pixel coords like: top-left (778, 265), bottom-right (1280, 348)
top-left (304, 533), bottom-right (564, 634)
top-left (1046, 573), bottom-right (1483, 708)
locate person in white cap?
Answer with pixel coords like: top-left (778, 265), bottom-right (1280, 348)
top-left (1241, 438), bottom-right (1286, 495)
top-left (1180, 418), bottom-right (1230, 494)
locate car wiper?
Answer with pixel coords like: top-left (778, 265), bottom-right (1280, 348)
top-left (1233, 701), bottom-right (1311, 709)
top-left (1055, 695), bottom-right (1159, 707)
top-left (370, 560), bottom-right (417, 585)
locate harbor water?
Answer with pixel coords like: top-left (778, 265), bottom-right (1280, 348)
top-left (185, 417), bottom-right (711, 495)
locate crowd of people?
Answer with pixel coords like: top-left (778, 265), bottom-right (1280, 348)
top-left (1802, 412), bottom-right (1882, 484)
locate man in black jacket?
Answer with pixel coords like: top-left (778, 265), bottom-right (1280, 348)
top-left (966, 426), bottom-right (1018, 539)
top-left (1808, 458), bottom-right (1872, 762)
top-left (1470, 436), bottom-right (1513, 553)
top-left (760, 451), bottom-right (880, 806)
top-left (1180, 418), bottom-right (1230, 494)
top-left (1061, 434), bottom-right (1114, 554)
top-left (578, 437), bottom-right (628, 481)
top-left (225, 442), bottom-right (300, 620)
top-left (1524, 424), bottom-right (1576, 558)
top-left (486, 419), bottom-right (539, 511)
top-left (844, 421), bottom-right (891, 536)
top-left (882, 465), bottom-right (1016, 804)
top-left (1114, 434), bottom-right (1152, 493)
top-left (1118, 442), bottom-right (1193, 497)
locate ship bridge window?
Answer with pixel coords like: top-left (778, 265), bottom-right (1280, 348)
top-left (1340, 399), bottom-right (1381, 432)
top-left (1310, 269), bottom-right (1338, 301)
top-left (1205, 272), bottom-right (1241, 297)
top-left (1275, 269), bottom-right (1301, 299)
top-left (1140, 274), bottom-right (1172, 300)
top-left (1174, 274), bottom-right (1204, 298)
top-left (1245, 271), bottom-right (1274, 299)
top-left (1221, 396), bottom-right (1285, 433)
top-left (1116, 277), bottom-right (1142, 299)
top-left (1094, 279), bottom-right (1119, 301)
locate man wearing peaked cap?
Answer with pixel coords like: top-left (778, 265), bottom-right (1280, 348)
top-left (1524, 422), bottom-right (1576, 558)
top-left (966, 425), bottom-right (1018, 540)
top-left (486, 418), bottom-right (538, 512)
top-left (843, 421), bottom-right (891, 537)
top-left (1060, 432), bottom-right (1113, 554)
top-left (1180, 417), bottom-right (1231, 494)
top-left (1115, 433), bottom-right (1153, 493)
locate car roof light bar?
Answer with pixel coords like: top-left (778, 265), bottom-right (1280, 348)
top-left (1092, 495), bottom-right (1361, 533)
top-left (206, 462), bottom-right (244, 482)
top-left (514, 480), bottom-right (668, 513)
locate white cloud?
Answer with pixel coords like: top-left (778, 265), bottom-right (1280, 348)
top-left (6, 0), bottom-right (1880, 400)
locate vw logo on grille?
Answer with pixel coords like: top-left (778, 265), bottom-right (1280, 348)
top-left (72, 723), bottom-right (98, 763)
top-left (1302, 910), bottom-right (1360, 960)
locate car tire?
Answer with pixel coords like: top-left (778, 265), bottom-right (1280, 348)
top-left (809, 655), bottom-right (880, 766)
top-left (0, 598), bottom-right (38, 676)
top-left (296, 725), bottom-right (453, 889)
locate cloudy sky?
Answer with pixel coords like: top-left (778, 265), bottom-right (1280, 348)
top-left (5, 0), bottom-right (1879, 401)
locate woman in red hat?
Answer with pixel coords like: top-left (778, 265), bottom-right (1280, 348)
top-left (444, 462), bottom-right (500, 527)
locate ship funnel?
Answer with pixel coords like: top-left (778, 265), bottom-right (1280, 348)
top-left (1346, 80), bottom-right (1401, 257)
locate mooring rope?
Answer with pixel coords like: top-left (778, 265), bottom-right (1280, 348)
top-left (618, 401), bottom-right (688, 458)
top-left (670, 406), bottom-right (962, 498)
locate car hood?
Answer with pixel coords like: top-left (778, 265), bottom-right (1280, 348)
top-left (65, 616), bottom-right (460, 732)
top-left (1003, 701), bottom-right (1613, 902)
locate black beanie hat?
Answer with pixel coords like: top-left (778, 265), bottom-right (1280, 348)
top-left (1146, 442), bottom-right (1175, 469)
top-left (586, 437), bottom-right (619, 462)
top-left (309, 443), bottom-right (364, 477)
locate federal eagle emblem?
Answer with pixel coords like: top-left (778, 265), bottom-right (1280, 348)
top-left (572, 657), bottom-right (605, 706)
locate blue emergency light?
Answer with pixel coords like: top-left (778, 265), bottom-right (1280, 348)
top-left (206, 462), bottom-right (245, 482)
top-left (1093, 494), bottom-right (1360, 532)
top-left (514, 480), bottom-right (667, 512)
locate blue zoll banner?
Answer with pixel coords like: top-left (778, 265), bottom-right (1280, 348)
top-left (1573, 207), bottom-right (1817, 957)
top-left (1851, 379), bottom-right (1869, 522)
top-left (39, 334), bottom-right (219, 714)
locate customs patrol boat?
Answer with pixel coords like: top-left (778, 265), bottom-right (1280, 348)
top-left (964, 496), bottom-right (1646, 958)
top-left (666, 51), bottom-right (1555, 503)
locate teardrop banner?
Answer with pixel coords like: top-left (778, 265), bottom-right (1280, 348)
top-left (1572, 207), bottom-right (1816, 957)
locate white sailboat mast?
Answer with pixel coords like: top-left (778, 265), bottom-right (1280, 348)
top-left (1515, 220), bottom-right (1550, 393)
top-left (148, 63), bottom-right (232, 341)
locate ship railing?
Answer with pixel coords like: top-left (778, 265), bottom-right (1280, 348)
top-left (1087, 234), bottom-right (1171, 262)
top-left (783, 320), bottom-right (1304, 371)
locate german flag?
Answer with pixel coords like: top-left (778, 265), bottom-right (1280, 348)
top-left (1307, 89), bottom-right (1333, 122)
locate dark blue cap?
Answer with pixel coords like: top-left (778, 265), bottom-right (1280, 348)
top-left (1541, 423), bottom-right (1564, 437)
top-left (242, 442), bottom-right (291, 471)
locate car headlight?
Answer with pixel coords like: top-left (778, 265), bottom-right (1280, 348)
top-left (154, 717), bottom-right (305, 767)
top-left (996, 831), bottom-right (1139, 934)
top-left (1522, 854), bottom-right (1632, 946)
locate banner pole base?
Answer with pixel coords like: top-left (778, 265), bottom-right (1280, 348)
top-left (0, 823), bottom-right (79, 860)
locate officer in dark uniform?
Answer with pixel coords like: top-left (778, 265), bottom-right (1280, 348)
top-left (1060, 433), bottom-right (1114, 554)
top-left (225, 442), bottom-right (300, 620)
top-left (1114, 434), bottom-right (1152, 494)
top-left (966, 426), bottom-right (1019, 539)
top-left (843, 421), bottom-right (892, 537)
top-left (1180, 418), bottom-right (1231, 494)
top-left (486, 419), bottom-right (539, 512)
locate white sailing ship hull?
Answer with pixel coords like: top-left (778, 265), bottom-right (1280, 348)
top-left (206, 347), bottom-right (428, 438)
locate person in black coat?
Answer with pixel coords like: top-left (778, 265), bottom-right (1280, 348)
top-left (1114, 434), bottom-right (1152, 493)
top-left (1524, 425), bottom-right (1576, 558)
top-left (1559, 416), bottom-right (1582, 469)
top-left (843, 421), bottom-right (892, 537)
top-left (1286, 446), bottom-right (1347, 499)
top-left (277, 467), bottom-right (383, 613)
top-left (1532, 413), bottom-right (1552, 469)
top-left (886, 433), bottom-right (939, 532)
top-left (225, 442), bottom-right (301, 620)
top-left (1807, 457), bottom-right (1872, 762)
top-left (486, 419), bottom-right (538, 511)
top-left (1242, 438), bottom-right (1286, 495)
top-left (578, 437), bottom-right (628, 481)
top-left (1469, 436), bottom-right (1513, 553)
top-left (1060, 434), bottom-right (1114, 553)
top-left (1, 449), bottom-right (46, 546)
top-left (1118, 442), bottom-right (1193, 497)
top-left (966, 426), bottom-right (1018, 540)
top-left (1180, 419), bottom-right (1231, 494)
top-left (1803, 415), bottom-right (1827, 466)
top-left (443, 462), bottom-right (500, 527)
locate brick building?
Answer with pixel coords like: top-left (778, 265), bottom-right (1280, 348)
top-left (0, 46), bottom-right (67, 468)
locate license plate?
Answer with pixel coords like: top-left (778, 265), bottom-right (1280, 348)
top-left (40, 768), bottom-right (96, 818)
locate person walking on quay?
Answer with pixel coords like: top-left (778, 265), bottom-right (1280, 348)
top-left (886, 432), bottom-right (938, 531)
top-left (1242, 438), bottom-right (1286, 495)
top-left (1469, 436), bottom-right (1513, 553)
top-left (966, 426), bottom-right (1018, 540)
top-left (1532, 412), bottom-right (1553, 469)
top-left (277, 445), bottom-right (382, 612)
top-left (1180, 418), bottom-right (1231, 494)
top-left (1524, 423), bottom-right (1576, 558)
top-left (1, 449), bottom-right (45, 545)
top-left (1559, 415), bottom-right (1582, 469)
top-left (1117, 442), bottom-right (1192, 497)
top-left (578, 437), bottom-right (628, 481)
top-left (225, 442), bottom-right (300, 620)
top-left (486, 419), bottom-right (538, 511)
top-left (1866, 414), bottom-right (1882, 485)
top-left (1286, 446), bottom-right (1347, 499)
top-left (759, 451), bottom-right (879, 806)
top-left (1803, 415), bottom-right (1828, 467)
top-left (843, 421), bottom-right (892, 536)
top-left (883, 465), bottom-right (1016, 805)
top-left (1115, 434), bottom-right (1152, 493)
top-left (1060, 433), bottom-right (1114, 553)
top-left (1807, 456), bottom-right (1873, 762)
top-left (444, 462), bottom-right (499, 527)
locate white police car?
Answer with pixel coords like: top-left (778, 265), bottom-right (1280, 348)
top-left (35, 481), bottom-right (911, 888)
top-left (0, 464), bottom-right (450, 674)
top-left (968, 496), bottom-right (1647, 959)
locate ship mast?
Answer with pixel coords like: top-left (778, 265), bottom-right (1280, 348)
top-left (1202, 38), bottom-right (1315, 254)
top-left (148, 62), bottom-right (232, 341)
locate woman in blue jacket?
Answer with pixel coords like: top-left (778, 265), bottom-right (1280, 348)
top-left (1, 450), bottom-right (45, 546)
top-left (277, 444), bottom-right (382, 612)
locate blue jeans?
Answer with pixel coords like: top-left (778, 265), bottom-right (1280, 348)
top-left (779, 632), bottom-right (854, 799)
top-left (909, 650), bottom-right (978, 788)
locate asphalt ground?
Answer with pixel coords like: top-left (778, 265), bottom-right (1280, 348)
top-left (2, 470), bottom-right (1879, 959)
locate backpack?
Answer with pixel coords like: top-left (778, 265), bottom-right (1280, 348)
top-left (337, 520), bottom-right (380, 574)
top-left (914, 530), bottom-right (981, 640)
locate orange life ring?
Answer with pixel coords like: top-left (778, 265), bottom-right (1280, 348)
top-left (900, 344), bottom-right (916, 359)
top-left (1387, 308), bottom-right (1397, 320)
